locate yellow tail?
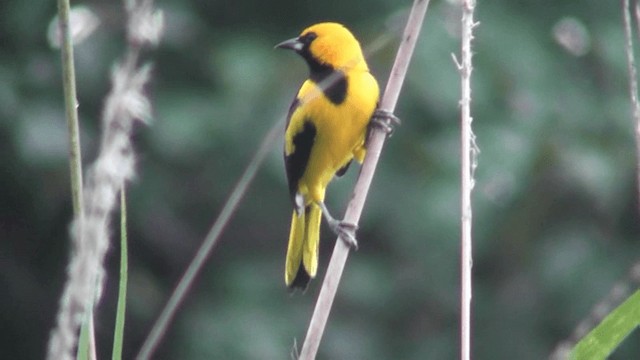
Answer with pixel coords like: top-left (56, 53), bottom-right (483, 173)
top-left (285, 203), bottom-right (322, 289)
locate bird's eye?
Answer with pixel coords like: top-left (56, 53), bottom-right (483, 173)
top-left (300, 32), bottom-right (318, 45)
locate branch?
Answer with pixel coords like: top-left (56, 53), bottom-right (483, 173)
top-left (298, 1), bottom-right (431, 358)
top-left (458, 0), bottom-right (478, 359)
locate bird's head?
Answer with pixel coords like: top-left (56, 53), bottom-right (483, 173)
top-left (275, 22), bottom-right (368, 73)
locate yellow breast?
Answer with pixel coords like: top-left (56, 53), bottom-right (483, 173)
top-left (290, 69), bottom-right (379, 203)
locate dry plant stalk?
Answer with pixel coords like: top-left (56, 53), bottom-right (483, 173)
top-left (298, 1), bottom-right (431, 358)
top-left (46, 1), bottom-right (163, 359)
top-left (455, 0), bottom-right (478, 359)
top-left (625, 0), bottom-right (640, 202)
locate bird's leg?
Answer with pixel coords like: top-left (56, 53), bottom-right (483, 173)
top-left (317, 201), bottom-right (359, 250)
top-left (370, 109), bottom-right (401, 136)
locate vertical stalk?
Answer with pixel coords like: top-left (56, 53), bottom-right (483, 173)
top-left (458, 0), bottom-right (477, 359)
top-left (58, 0), bottom-right (84, 216)
top-left (624, 0), bottom-right (640, 205)
top-left (56, 0), bottom-right (93, 358)
top-left (112, 187), bottom-right (129, 360)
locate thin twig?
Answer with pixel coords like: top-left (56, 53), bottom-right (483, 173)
top-left (458, 0), bottom-right (478, 359)
top-left (298, 1), bottom-right (431, 358)
top-left (626, 0), bottom-right (640, 204)
top-left (135, 119), bottom-right (283, 360)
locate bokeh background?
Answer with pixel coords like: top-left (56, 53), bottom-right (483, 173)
top-left (2, 0), bottom-right (639, 359)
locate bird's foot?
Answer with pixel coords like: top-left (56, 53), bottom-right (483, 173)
top-left (317, 201), bottom-right (359, 250)
top-left (327, 219), bottom-right (359, 250)
top-left (371, 109), bottom-right (401, 136)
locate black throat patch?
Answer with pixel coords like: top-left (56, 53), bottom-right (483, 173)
top-left (309, 67), bottom-right (347, 105)
top-left (298, 45), bottom-right (348, 105)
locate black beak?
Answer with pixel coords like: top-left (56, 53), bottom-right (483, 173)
top-left (275, 37), bottom-right (304, 51)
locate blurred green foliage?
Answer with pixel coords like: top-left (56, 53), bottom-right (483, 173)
top-left (1, 0), bottom-right (639, 359)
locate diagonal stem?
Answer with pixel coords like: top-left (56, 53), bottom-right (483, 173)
top-left (135, 119), bottom-right (283, 360)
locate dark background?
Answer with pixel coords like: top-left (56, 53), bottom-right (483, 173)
top-left (1, 0), bottom-right (639, 358)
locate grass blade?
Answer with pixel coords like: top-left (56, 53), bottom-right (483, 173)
top-left (112, 188), bottom-right (129, 360)
top-left (76, 320), bottom-right (89, 360)
top-left (570, 290), bottom-right (640, 359)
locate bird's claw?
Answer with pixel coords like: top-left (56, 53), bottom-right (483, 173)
top-left (318, 201), bottom-right (359, 250)
top-left (371, 109), bottom-right (401, 137)
top-left (330, 220), bottom-right (359, 250)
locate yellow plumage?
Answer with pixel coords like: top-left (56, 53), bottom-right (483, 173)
top-left (277, 23), bottom-right (379, 289)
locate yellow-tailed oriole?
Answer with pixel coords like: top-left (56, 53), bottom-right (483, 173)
top-left (276, 23), bottom-right (380, 289)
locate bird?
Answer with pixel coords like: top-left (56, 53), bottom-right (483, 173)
top-left (276, 22), bottom-right (380, 290)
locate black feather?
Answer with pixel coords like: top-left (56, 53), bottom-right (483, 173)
top-left (288, 264), bottom-right (311, 290)
top-left (335, 160), bottom-right (352, 177)
top-left (310, 69), bottom-right (347, 105)
top-left (284, 120), bottom-right (316, 206)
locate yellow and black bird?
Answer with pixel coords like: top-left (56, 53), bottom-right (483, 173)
top-left (276, 23), bottom-right (380, 289)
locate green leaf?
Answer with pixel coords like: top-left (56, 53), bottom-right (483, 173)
top-left (571, 290), bottom-right (640, 359)
top-left (76, 316), bottom-right (90, 360)
top-left (112, 188), bottom-right (129, 360)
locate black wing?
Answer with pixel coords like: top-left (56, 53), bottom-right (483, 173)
top-left (284, 98), bottom-right (316, 207)
top-left (284, 97), bottom-right (299, 131)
